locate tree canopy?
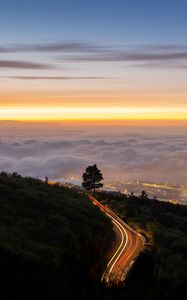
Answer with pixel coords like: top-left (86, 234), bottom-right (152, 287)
top-left (82, 164), bottom-right (103, 194)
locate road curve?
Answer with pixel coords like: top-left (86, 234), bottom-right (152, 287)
top-left (88, 194), bottom-right (144, 285)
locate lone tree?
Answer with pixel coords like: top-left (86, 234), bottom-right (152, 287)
top-left (82, 164), bottom-right (103, 194)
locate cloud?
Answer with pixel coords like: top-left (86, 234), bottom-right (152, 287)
top-left (0, 123), bottom-right (187, 184)
top-left (5, 76), bottom-right (107, 80)
top-left (1, 41), bottom-right (187, 53)
top-left (0, 42), bottom-right (104, 53)
top-left (131, 62), bottom-right (187, 69)
top-left (143, 44), bottom-right (187, 51)
top-left (62, 52), bottom-right (187, 62)
top-left (0, 60), bottom-right (52, 69)
top-left (0, 47), bottom-right (11, 53)
top-left (22, 42), bottom-right (102, 53)
top-left (1, 41), bottom-right (187, 69)
top-left (15, 155), bottom-right (89, 178)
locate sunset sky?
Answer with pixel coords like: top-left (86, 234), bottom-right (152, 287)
top-left (1, 0), bottom-right (187, 121)
top-left (1, 1), bottom-right (187, 184)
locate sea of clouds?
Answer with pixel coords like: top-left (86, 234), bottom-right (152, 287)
top-left (0, 121), bottom-right (187, 184)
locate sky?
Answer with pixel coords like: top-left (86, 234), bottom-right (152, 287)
top-left (1, 1), bottom-right (187, 184)
top-left (1, 0), bottom-right (187, 121)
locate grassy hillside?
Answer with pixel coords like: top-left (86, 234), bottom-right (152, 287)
top-left (97, 191), bottom-right (187, 300)
top-left (0, 172), bottom-right (113, 299)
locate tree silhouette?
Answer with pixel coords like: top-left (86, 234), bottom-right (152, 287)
top-left (45, 176), bottom-right (49, 184)
top-left (82, 164), bottom-right (103, 194)
top-left (140, 190), bottom-right (148, 199)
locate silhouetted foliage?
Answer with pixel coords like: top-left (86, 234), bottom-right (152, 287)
top-left (82, 164), bottom-right (103, 194)
top-left (140, 190), bottom-right (148, 199)
top-left (45, 176), bottom-right (49, 184)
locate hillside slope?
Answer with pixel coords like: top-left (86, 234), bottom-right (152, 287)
top-left (1, 172), bottom-right (186, 300)
top-left (97, 191), bottom-right (187, 300)
top-left (0, 172), bottom-right (113, 299)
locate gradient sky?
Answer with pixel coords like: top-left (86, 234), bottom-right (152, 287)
top-left (1, 0), bottom-right (187, 120)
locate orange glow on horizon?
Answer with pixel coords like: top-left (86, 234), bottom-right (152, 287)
top-left (1, 106), bottom-right (187, 121)
top-left (1, 90), bottom-right (187, 109)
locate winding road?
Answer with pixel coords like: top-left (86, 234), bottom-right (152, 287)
top-left (88, 194), bottom-right (144, 285)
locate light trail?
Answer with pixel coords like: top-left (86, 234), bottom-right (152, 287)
top-left (88, 194), bottom-right (144, 285)
top-left (106, 215), bottom-right (128, 275)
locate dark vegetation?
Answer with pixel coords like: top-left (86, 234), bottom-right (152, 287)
top-left (96, 191), bottom-right (187, 300)
top-left (0, 172), bottom-right (186, 300)
top-left (0, 172), bottom-right (113, 299)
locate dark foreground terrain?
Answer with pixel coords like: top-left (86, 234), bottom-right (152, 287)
top-left (0, 172), bottom-right (187, 300)
top-left (97, 191), bottom-right (187, 300)
top-left (0, 172), bottom-right (113, 299)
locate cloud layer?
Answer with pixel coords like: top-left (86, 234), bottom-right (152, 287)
top-left (0, 60), bottom-right (52, 69)
top-left (1, 122), bottom-right (187, 184)
top-left (5, 76), bottom-right (107, 80)
top-left (0, 42), bottom-right (103, 53)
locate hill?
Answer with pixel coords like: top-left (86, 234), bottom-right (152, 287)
top-left (0, 172), bottom-right (113, 299)
top-left (96, 191), bottom-right (187, 300)
top-left (1, 172), bottom-right (187, 300)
